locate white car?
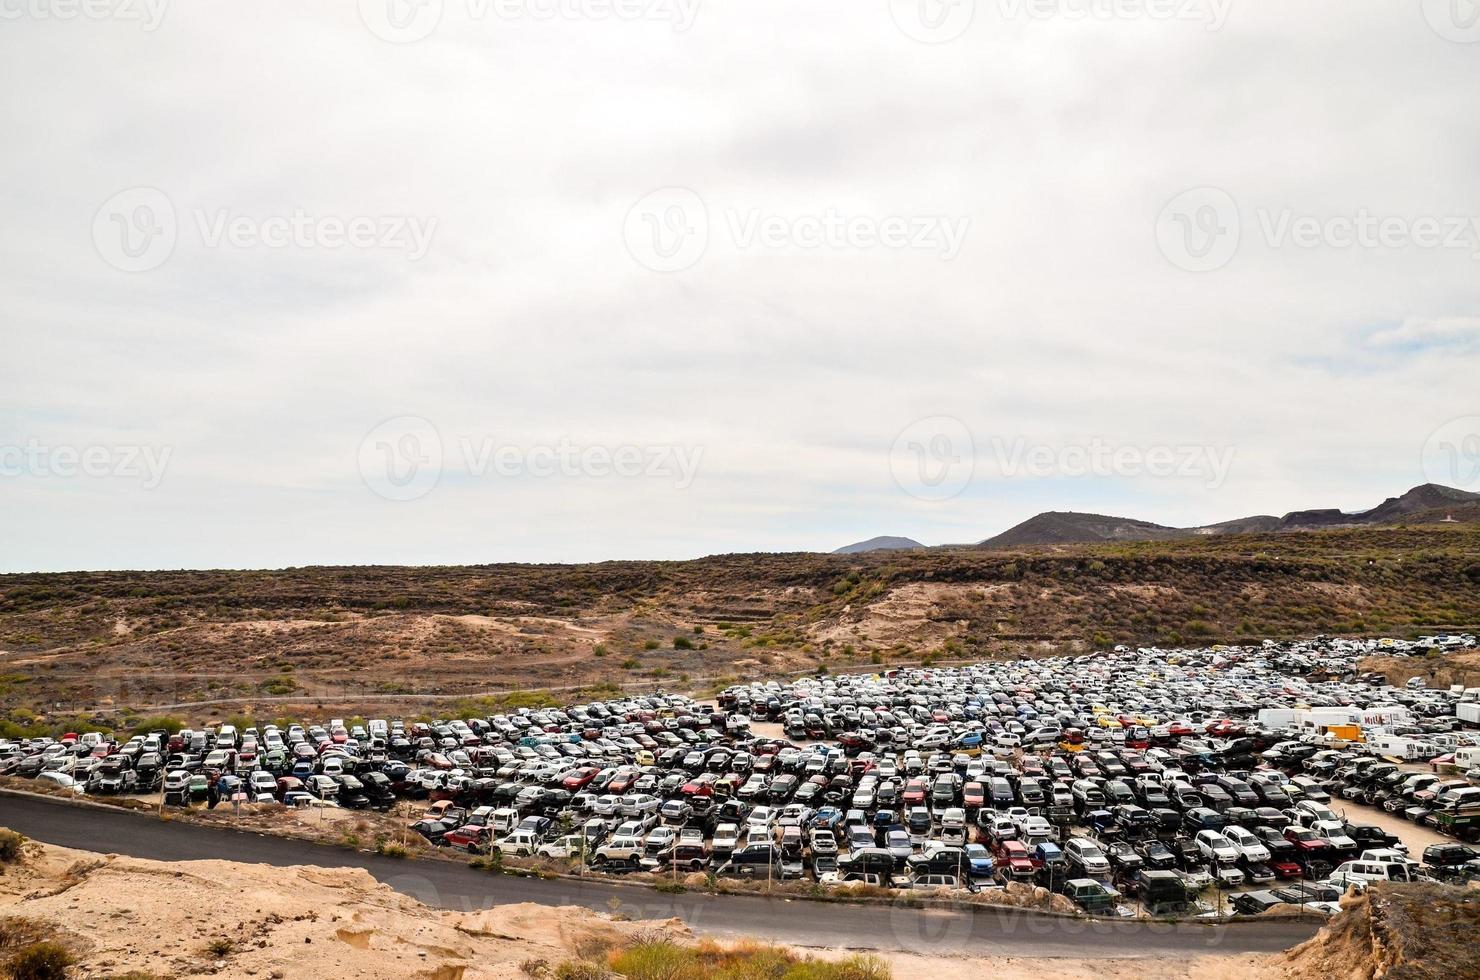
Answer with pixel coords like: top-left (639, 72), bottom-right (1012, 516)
top-left (712, 823), bottom-right (741, 854)
top-left (492, 831), bottom-right (541, 856)
top-left (1223, 826), bottom-right (1272, 863)
top-left (746, 805), bottom-right (777, 831)
top-left (619, 794), bottom-right (660, 816)
top-left (538, 834), bottom-right (583, 858)
top-left (35, 771), bottom-right (84, 794)
top-left (1065, 838), bottom-right (1111, 876)
top-left (1195, 830), bottom-right (1239, 865)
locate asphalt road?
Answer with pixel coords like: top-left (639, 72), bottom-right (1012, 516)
top-left (0, 794), bottom-right (1320, 957)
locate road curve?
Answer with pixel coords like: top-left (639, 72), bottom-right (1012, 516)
top-left (0, 794), bottom-right (1320, 957)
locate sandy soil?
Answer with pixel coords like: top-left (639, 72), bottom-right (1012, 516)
top-left (0, 835), bottom-right (680, 979)
top-left (0, 833), bottom-right (1290, 980)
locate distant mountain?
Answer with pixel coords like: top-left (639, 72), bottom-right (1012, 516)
top-left (1193, 514), bottom-right (1282, 535)
top-left (976, 484), bottom-right (1480, 549)
top-left (833, 536), bottom-right (925, 555)
top-left (979, 512), bottom-right (1187, 549)
top-left (1280, 483), bottom-right (1480, 529)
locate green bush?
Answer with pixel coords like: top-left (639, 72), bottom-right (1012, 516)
top-left (6, 941), bottom-right (75, 980)
top-left (672, 636), bottom-right (694, 650)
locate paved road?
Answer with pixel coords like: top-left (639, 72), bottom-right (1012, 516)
top-left (0, 794), bottom-right (1320, 957)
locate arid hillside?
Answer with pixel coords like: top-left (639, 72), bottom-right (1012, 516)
top-left (1281, 882), bottom-right (1480, 980)
top-left (1, 525), bottom-right (1478, 724)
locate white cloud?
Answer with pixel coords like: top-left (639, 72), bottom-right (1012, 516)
top-left (1368, 316), bottom-right (1480, 349)
top-left (1, 2), bottom-right (1478, 570)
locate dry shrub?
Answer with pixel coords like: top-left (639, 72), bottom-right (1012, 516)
top-left (608, 938), bottom-right (891, 980)
top-left (0, 829), bottom-right (25, 863)
top-left (553, 961), bottom-right (611, 980)
top-left (5, 940), bottom-right (75, 980)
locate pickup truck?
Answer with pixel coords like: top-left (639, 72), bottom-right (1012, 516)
top-left (1429, 802), bottom-right (1480, 842)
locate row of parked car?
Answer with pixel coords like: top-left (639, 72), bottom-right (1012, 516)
top-left (2, 637), bottom-right (1477, 915)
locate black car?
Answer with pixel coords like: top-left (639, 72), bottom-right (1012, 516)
top-left (1137, 838), bottom-right (1178, 870)
top-left (1231, 890), bottom-right (1285, 915)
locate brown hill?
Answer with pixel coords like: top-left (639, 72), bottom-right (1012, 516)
top-left (2, 525), bottom-right (1479, 724)
top-left (1282, 883), bottom-right (1480, 980)
top-left (980, 512), bottom-right (1188, 548)
top-left (977, 484), bottom-right (1480, 549)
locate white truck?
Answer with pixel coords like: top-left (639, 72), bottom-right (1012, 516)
top-left (1458, 703), bottom-right (1480, 727)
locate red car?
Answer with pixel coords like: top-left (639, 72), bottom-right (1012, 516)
top-left (681, 776), bottom-right (715, 797)
top-left (561, 766), bottom-right (598, 791)
top-left (443, 825), bottom-right (493, 854)
top-left (1269, 857), bottom-right (1304, 879)
top-left (963, 781), bottom-right (987, 808)
top-left (902, 778), bottom-right (929, 806)
top-left (1284, 827), bottom-right (1329, 854)
top-left (994, 839), bottom-right (1036, 880)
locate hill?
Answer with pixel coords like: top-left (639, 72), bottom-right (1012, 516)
top-left (978, 484), bottom-right (1480, 549)
top-left (1281, 483), bottom-right (1480, 529)
top-left (834, 536), bottom-right (925, 554)
top-left (2, 525), bottom-right (1478, 725)
top-left (980, 512), bottom-right (1187, 548)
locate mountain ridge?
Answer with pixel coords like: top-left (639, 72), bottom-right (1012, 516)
top-left (836, 483), bottom-right (1480, 552)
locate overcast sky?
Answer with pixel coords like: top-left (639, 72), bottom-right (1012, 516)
top-left (2, 1), bottom-right (1478, 572)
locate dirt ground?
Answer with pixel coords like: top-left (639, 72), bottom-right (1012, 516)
top-left (3, 525), bottom-right (1477, 722)
top-left (0, 834), bottom-right (1297, 980)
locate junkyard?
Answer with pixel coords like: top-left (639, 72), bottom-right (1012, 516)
top-left (5, 634), bottom-right (1479, 921)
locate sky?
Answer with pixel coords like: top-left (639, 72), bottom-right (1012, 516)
top-left (2, 1), bottom-right (1479, 572)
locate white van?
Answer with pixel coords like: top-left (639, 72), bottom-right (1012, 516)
top-left (490, 806), bottom-right (520, 835)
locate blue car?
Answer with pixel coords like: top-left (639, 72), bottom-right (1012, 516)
top-left (810, 806), bottom-right (844, 830)
top-left (964, 843), bottom-right (995, 881)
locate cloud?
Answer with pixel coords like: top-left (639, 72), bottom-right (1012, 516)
top-left (1368, 316), bottom-right (1480, 350)
top-left (1, 2), bottom-right (1478, 571)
